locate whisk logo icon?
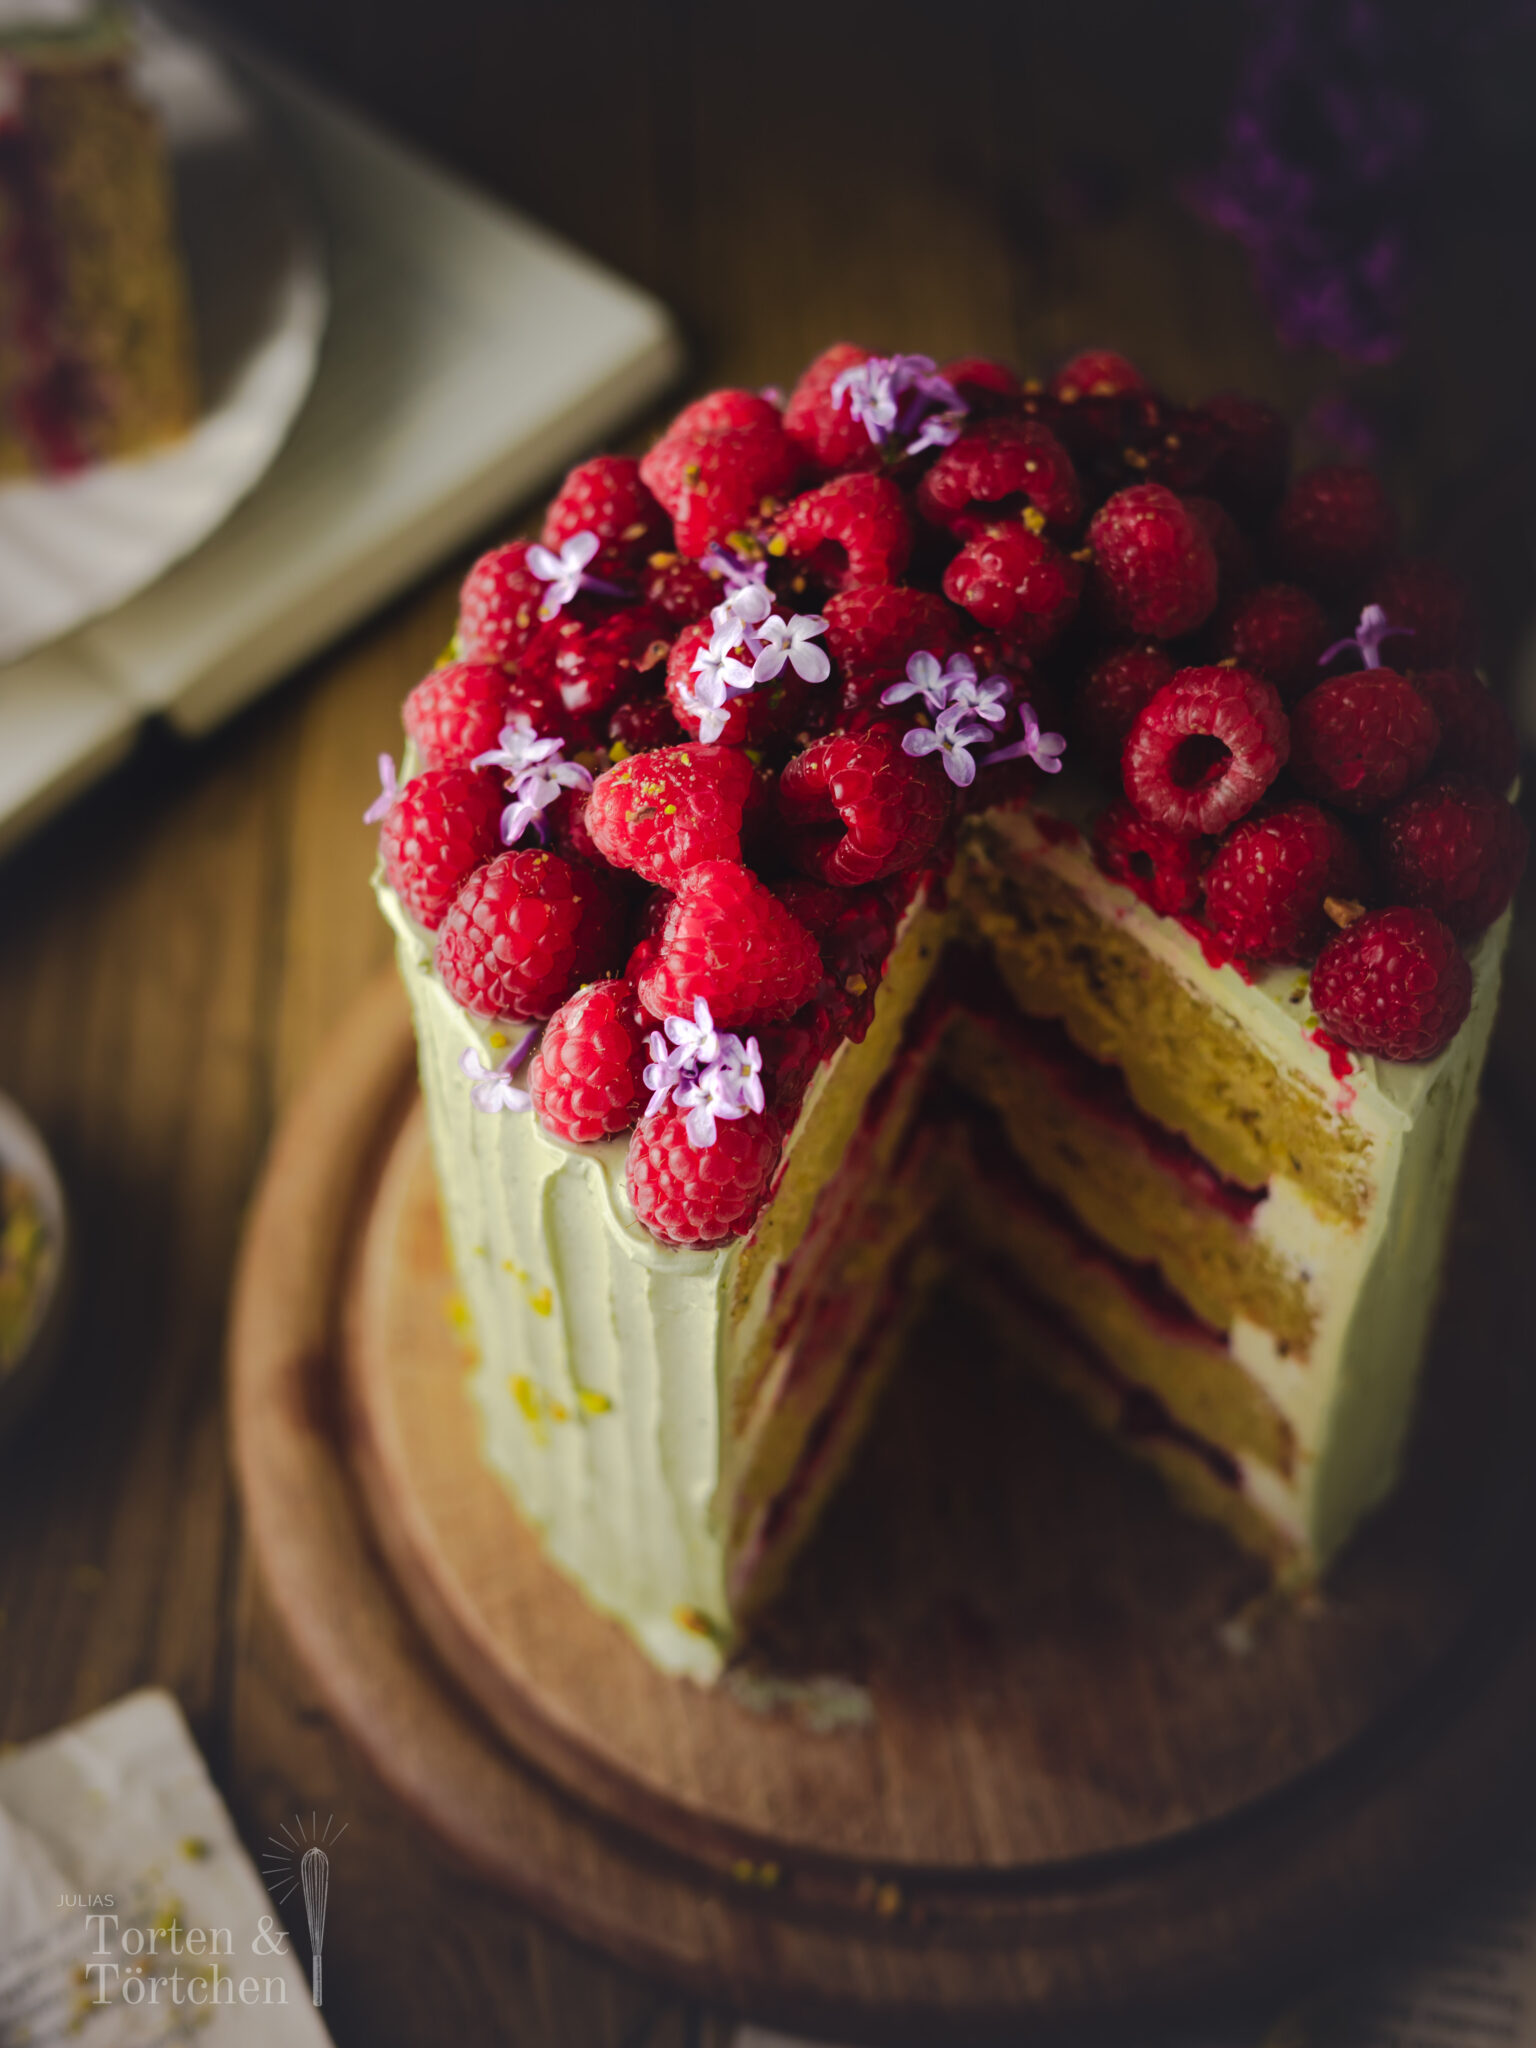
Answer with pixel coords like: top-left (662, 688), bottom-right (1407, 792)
top-left (260, 1813), bottom-right (346, 2008)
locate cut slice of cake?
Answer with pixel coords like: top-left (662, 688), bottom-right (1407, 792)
top-left (368, 346), bottom-right (1523, 1680)
top-left (0, 5), bottom-right (196, 476)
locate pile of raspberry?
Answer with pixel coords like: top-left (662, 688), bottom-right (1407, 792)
top-left (374, 344), bottom-right (1524, 1248)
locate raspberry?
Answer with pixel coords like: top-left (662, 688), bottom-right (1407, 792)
top-left (623, 889), bottom-right (671, 985)
top-left (941, 524), bottom-right (1083, 651)
top-left (457, 541), bottom-right (547, 665)
top-left (938, 356), bottom-right (1021, 412)
top-left (1076, 645), bottom-right (1177, 770)
top-left (517, 605), bottom-right (672, 724)
top-left (664, 618), bottom-right (806, 745)
top-left (1271, 466), bottom-right (1397, 594)
top-left (542, 455), bottom-right (667, 572)
top-left (915, 417), bottom-right (1082, 533)
top-left (402, 660), bottom-right (570, 772)
top-left (1092, 801), bottom-right (1211, 916)
top-left (1310, 907), bottom-right (1472, 1063)
top-left (665, 389), bottom-right (784, 440)
top-left (1211, 584), bottom-right (1330, 701)
top-left (771, 878), bottom-right (898, 1040)
top-left (626, 1105), bottom-right (782, 1247)
top-left (821, 584), bottom-right (960, 711)
top-left (1089, 484), bottom-right (1220, 639)
top-left (530, 979), bottom-right (651, 1143)
top-left (755, 1008), bottom-right (841, 1118)
top-left (778, 721), bottom-right (950, 885)
top-left (781, 343), bottom-right (875, 472)
top-left (637, 859), bottom-right (822, 1029)
top-left (1182, 495), bottom-right (1255, 594)
top-left (1289, 669), bottom-right (1439, 813)
top-left (1411, 669), bottom-right (1519, 794)
top-left (641, 401), bottom-right (798, 558)
top-left (434, 849), bottom-right (627, 1020)
top-left (1365, 561), bottom-right (1479, 670)
top-left (1049, 349), bottom-right (1150, 403)
top-left (1375, 777), bottom-right (1527, 938)
top-left (607, 693), bottom-right (685, 756)
top-left (379, 767), bottom-right (503, 929)
top-left (1203, 802), bottom-right (1369, 963)
top-left (771, 473), bottom-right (913, 590)
top-left (1122, 666), bottom-right (1288, 837)
top-left (586, 742), bottom-right (757, 890)
top-left (643, 553), bottom-right (720, 624)
top-left (1196, 394), bottom-right (1290, 522)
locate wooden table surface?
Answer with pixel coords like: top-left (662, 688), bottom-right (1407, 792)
top-left (3, 4), bottom-right (1535, 2043)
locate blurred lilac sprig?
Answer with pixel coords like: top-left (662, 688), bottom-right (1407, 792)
top-left (1185, 0), bottom-right (1428, 365)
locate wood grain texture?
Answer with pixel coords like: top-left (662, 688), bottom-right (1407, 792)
top-left (229, 970), bottom-right (1536, 2039)
top-left (3, 0), bottom-right (1536, 2039)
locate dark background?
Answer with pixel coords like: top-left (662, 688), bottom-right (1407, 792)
top-left (4, 3), bottom-right (1536, 2043)
top-left (199, 0), bottom-right (1536, 667)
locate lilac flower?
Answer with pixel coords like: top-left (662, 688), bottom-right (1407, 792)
top-left (1319, 602), bottom-right (1413, 671)
top-left (460, 1029), bottom-right (537, 1114)
top-left (752, 612), bottom-right (830, 684)
top-left (701, 542), bottom-right (769, 593)
top-left (526, 529), bottom-right (629, 620)
top-left (473, 715), bottom-right (593, 846)
top-left (707, 580), bottom-right (774, 659)
top-left (643, 997), bottom-right (763, 1148)
top-left (831, 353), bottom-right (968, 456)
top-left (674, 1033), bottom-right (763, 1149)
top-left (363, 753), bottom-right (399, 825)
top-left (880, 649), bottom-right (1011, 724)
top-left (902, 704), bottom-right (995, 789)
top-left (1183, 1), bottom-right (1428, 365)
top-left (643, 997), bottom-right (721, 1117)
top-left (905, 408), bottom-right (967, 457)
top-left (984, 702), bottom-right (1068, 775)
top-left (679, 649), bottom-right (758, 743)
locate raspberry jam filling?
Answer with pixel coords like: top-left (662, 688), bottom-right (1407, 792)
top-left (0, 110), bottom-right (93, 472)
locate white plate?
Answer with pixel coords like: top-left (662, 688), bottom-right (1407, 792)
top-left (0, 9), bottom-right (327, 666)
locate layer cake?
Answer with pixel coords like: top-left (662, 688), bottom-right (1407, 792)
top-left (369, 344), bottom-right (1523, 1679)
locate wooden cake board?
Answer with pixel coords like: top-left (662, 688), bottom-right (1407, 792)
top-left (229, 970), bottom-right (1536, 2042)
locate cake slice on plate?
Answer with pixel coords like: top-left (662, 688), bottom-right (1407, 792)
top-left (0, 4), bottom-right (196, 476)
top-left (369, 347), bottom-right (1522, 1679)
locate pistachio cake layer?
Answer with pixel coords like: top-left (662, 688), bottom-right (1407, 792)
top-left (0, 8), bottom-right (196, 475)
top-left (955, 809), bottom-right (1509, 1571)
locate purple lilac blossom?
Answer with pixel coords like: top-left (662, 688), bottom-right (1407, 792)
top-left (461, 1030), bottom-right (537, 1114)
top-left (832, 353), bottom-right (968, 455)
top-left (1185, 0), bottom-right (1428, 364)
top-left (1319, 602), bottom-right (1413, 670)
top-left (985, 702), bottom-right (1068, 775)
top-left (363, 754), bottom-right (399, 825)
top-left (472, 716), bottom-right (594, 846)
top-left (526, 529), bottom-right (629, 619)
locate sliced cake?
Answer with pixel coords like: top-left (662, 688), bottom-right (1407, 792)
top-left (0, 5), bottom-right (196, 476)
top-left (369, 345), bottom-right (1522, 1678)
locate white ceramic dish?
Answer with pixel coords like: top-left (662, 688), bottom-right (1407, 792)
top-left (0, 1090), bottom-right (69, 1443)
top-left (0, 7), bottom-right (328, 666)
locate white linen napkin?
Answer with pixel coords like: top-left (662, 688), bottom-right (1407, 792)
top-left (0, 1688), bottom-right (331, 2047)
